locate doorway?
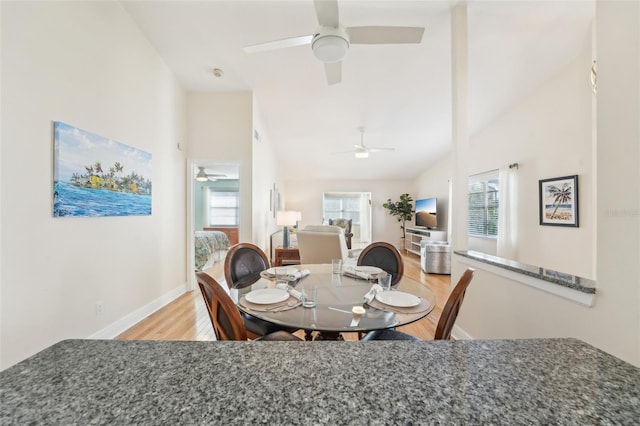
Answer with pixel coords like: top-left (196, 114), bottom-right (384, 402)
top-left (188, 161), bottom-right (240, 290)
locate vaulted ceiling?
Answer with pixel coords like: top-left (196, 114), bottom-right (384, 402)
top-left (122, 0), bottom-right (594, 181)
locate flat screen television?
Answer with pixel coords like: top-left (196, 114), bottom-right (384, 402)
top-left (415, 197), bottom-right (437, 229)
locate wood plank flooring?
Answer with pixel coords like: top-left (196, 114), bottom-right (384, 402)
top-left (116, 252), bottom-right (451, 341)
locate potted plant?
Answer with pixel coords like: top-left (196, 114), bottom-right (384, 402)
top-left (383, 193), bottom-right (415, 248)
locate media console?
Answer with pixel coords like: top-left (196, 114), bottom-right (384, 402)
top-left (404, 227), bottom-right (447, 256)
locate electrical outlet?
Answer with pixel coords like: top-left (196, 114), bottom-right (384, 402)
top-left (96, 301), bottom-right (104, 316)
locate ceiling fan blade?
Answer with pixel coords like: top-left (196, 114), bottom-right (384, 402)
top-left (347, 26), bottom-right (425, 44)
top-left (314, 0), bottom-right (339, 27)
top-left (367, 147), bottom-right (396, 153)
top-left (324, 61), bottom-right (341, 85)
top-left (243, 35), bottom-right (313, 54)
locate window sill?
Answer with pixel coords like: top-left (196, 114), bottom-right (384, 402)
top-left (454, 250), bottom-right (596, 307)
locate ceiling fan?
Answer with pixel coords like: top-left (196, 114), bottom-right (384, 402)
top-left (195, 166), bottom-right (226, 182)
top-left (243, 0), bottom-right (424, 85)
top-left (334, 128), bottom-right (395, 159)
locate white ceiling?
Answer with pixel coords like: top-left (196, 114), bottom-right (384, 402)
top-left (122, 0), bottom-right (594, 181)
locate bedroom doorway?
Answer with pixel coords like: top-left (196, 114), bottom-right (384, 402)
top-left (188, 161), bottom-right (240, 290)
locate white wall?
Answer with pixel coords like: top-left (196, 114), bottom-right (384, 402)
top-left (284, 179), bottom-right (415, 247)
top-left (468, 50), bottom-right (595, 278)
top-left (251, 97), bottom-right (280, 252)
top-left (0, 2), bottom-right (186, 369)
top-left (450, 1), bottom-right (639, 366)
top-left (187, 92), bottom-right (253, 242)
top-left (415, 150), bottom-right (453, 238)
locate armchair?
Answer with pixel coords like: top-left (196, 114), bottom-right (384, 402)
top-left (296, 225), bottom-right (349, 264)
top-left (328, 218), bottom-right (353, 249)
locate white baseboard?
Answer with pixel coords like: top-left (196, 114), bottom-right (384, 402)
top-left (88, 284), bottom-right (187, 339)
top-left (451, 324), bottom-right (473, 340)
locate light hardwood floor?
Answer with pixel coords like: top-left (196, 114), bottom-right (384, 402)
top-left (116, 252), bottom-right (451, 341)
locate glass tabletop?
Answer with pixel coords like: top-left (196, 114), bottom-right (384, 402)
top-left (232, 264), bottom-right (436, 334)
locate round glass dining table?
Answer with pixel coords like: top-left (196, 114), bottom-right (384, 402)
top-left (231, 264), bottom-right (436, 340)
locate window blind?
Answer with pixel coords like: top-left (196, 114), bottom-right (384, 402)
top-left (468, 170), bottom-right (499, 237)
top-left (208, 190), bottom-right (239, 226)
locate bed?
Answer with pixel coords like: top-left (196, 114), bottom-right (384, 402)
top-left (195, 230), bottom-right (231, 271)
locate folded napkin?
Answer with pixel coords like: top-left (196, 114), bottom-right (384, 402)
top-left (287, 269), bottom-right (310, 281)
top-left (261, 268), bottom-right (310, 282)
top-left (343, 266), bottom-right (373, 280)
top-left (276, 283), bottom-right (303, 301)
top-left (363, 284), bottom-right (383, 305)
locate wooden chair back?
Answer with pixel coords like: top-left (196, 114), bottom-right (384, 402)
top-left (196, 271), bottom-right (248, 341)
top-left (224, 243), bottom-right (270, 289)
top-left (357, 242), bottom-right (404, 286)
top-left (434, 268), bottom-right (475, 340)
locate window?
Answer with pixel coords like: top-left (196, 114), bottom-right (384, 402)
top-left (322, 192), bottom-right (362, 224)
top-left (208, 190), bottom-right (239, 226)
top-left (468, 171), bottom-right (499, 238)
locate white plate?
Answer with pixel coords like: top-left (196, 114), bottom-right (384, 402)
top-left (245, 288), bottom-right (289, 305)
top-left (375, 291), bottom-right (421, 308)
top-left (265, 267), bottom-right (298, 275)
top-left (354, 266), bottom-right (383, 274)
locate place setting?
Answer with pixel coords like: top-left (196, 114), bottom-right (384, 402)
top-left (260, 266), bottom-right (310, 283)
top-left (363, 275), bottom-right (433, 314)
top-left (239, 287), bottom-right (302, 313)
top-left (342, 264), bottom-right (384, 281)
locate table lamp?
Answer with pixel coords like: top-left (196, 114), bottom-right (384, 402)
top-left (277, 210), bottom-right (298, 248)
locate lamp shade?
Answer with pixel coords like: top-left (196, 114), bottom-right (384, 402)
top-left (276, 210), bottom-right (298, 227)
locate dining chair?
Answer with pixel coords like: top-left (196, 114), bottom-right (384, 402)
top-left (223, 243), bottom-right (296, 339)
top-left (357, 242), bottom-right (404, 287)
top-left (224, 242), bottom-right (270, 289)
top-left (361, 268), bottom-right (475, 341)
top-left (195, 271), bottom-right (301, 341)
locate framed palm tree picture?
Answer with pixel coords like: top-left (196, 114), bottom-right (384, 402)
top-left (539, 175), bottom-right (579, 227)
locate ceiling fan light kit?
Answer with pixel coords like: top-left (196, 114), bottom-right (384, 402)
top-left (312, 27), bottom-right (349, 63)
top-left (195, 167), bottom-right (209, 181)
top-left (242, 0), bottom-right (424, 85)
top-left (195, 166), bottom-right (227, 182)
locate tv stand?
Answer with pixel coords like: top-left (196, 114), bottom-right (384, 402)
top-left (404, 227), bottom-right (447, 256)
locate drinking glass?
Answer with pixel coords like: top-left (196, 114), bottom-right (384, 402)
top-left (301, 286), bottom-right (318, 308)
top-left (378, 273), bottom-right (392, 291)
top-left (331, 259), bottom-right (343, 275)
top-left (274, 267), bottom-right (288, 285)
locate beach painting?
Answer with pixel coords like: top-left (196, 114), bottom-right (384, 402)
top-left (539, 175), bottom-right (578, 227)
top-left (53, 121), bottom-right (152, 217)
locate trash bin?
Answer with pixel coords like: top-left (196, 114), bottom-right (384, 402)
top-left (420, 240), bottom-right (451, 274)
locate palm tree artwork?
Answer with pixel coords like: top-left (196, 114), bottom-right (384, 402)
top-left (546, 183), bottom-right (572, 220)
top-left (540, 175), bottom-right (579, 227)
top-left (53, 121), bottom-right (152, 217)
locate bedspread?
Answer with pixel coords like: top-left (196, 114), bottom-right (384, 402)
top-left (195, 231), bottom-right (231, 271)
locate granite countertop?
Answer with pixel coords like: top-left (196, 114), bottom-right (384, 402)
top-left (455, 250), bottom-right (596, 294)
top-left (1, 338), bottom-right (638, 425)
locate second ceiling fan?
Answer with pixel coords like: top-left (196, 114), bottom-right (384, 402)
top-left (243, 0), bottom-right (425, 85)
top-left (334, 128), bottom-right (395, 159)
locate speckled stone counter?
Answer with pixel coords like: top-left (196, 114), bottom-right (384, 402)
top-left (455, 250), bottom-right (596, 293)
top-left (1, 338), bottom-right (638, 425)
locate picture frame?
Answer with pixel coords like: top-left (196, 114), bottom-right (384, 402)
top-left (53, 121), bottom-right (152, 217)
top-left (539, 175), bottom-right (578, 227)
